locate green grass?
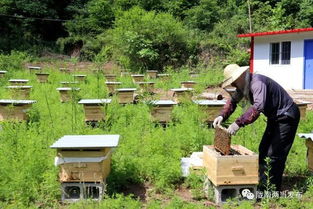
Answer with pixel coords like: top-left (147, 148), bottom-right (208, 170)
top-left (0, 61), bottom-right (312, 208)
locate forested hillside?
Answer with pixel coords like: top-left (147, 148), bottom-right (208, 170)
top-left (1, 0), bottom-right (313, 70)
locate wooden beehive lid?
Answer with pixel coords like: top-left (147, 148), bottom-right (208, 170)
top-left (214, 126), bottom-right (231, 155)
top-left (147, 70), bottom-right (158, 73)
top-left (73, 74), bottom-right (86, 77)
top-left (50, 135), bottom-right (120, 149)
top-left (117, 88), bottom-right (136, 92)
top-left (27, 66), bottom-right (41, 70)
top-left (0, 71), bottom-right (7, 74)
top-left (0, 99), bottom-right (36, 105)
top-left (105, 82), bottom-right (121, 84)
top-left (56, 87), bottom-right (80, 91)
top-left (60, 81), bottom-right (79, 84)
top-left (78, 99), bottom-right (112, 104)
top-left (150, 100), bottom-right (177, 106)
top-left (6, 85), bottom-right (32, 89)
top-left (9, 79), bottom-right (29, 82)
top-left (295, 100), bottom-right (312, 106)
top-left (171, 88), bottom-right (193, 92)
top-left (181, 81), bottom-right (196, 84)
top-left (131, 74), bottom-right (144, 77)
top-left (35, 72), bottom-right (49, 75)
top-left (193, 100), bottom-right (226, 106)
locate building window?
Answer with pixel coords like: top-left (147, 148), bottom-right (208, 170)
top-left (270, 41), bottom-right (291, 65)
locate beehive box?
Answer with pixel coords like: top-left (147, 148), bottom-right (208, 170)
top-left (131, 74), bottom-right (145, 83)
top-left (157, 73), bottom-right (170, 80)
top-left (136, 82), bottom-right (155, 93)
top-left (298, 134), bottom-right (313, 172)
top-left (78, 99), bottom-right (112, 122)
top-left (203, 145), bottom-right (258, 186)
top-left (181, 81), bottom-right (196, 89)
top-left (116, 88), bottom-right (136, 104)
top-left (35, 73), bottom-right (50, 83)
top-left (60, 81), bottom-right (79, 87)
top-left (0, 99), bottom-right (36, 121)
top-left (120, 72), bottom-right (130, 77)
top-left (73, 74), bottom-right (87, 82)
top-left (296, 101), bottom-right (311, 119)
top-left (8, 79), bottom-right (29, 86)
top-left (57, 88), bottom-right (80, 102)
top-left (6, 86), bottom-right (32, 99)
top-left (50, 135), bottom-right (120, 182)
top-left (147, 70), bottom-right (158, 79)
top-left (60, 68), bottom-right (70, 73)
top-left (27, 66), bottom-right (41, 73)
top-left (189, 72), bottom-right (199, 78)
top-left (105, 82), bottom-right (121, 94)
top-left (150, 100), bottom-right (177, 123)
top-left (104, 74), bottom-right (117, 82)
top-left (171, 88), bottom-right (193, 103)
top-left (193, 100), bottom-right (226, 122)
top-left (0, 71), bottom-right (7, 78)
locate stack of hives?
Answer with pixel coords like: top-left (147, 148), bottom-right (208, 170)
top-left (50, 135), bottom-right (120, 202)
top-left (203, 126), bottom-right (259, 204)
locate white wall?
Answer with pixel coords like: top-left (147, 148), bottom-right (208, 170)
top-left (253, 31), bottom-right (313, 90)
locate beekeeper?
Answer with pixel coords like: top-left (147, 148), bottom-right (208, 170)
top-left (213, 64), bottom-right (300, 191)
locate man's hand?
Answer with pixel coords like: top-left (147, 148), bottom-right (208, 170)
top-left (213, 116), bottom-right (223, 128)
top-left (227, 122), bottom-right (240, 135)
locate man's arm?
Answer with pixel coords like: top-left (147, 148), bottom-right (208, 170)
top-left (220, 90), bottom-right (243, 121)
top-left (234, 81), bottom-right (266, 127)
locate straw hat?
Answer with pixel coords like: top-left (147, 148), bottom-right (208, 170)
top-left (222, 64), bottom-right (249, 88)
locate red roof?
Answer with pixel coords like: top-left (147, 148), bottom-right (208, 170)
top-left (237, 27), bottom-right (313, 37)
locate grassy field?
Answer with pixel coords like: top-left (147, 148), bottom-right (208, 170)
top-left (0, 58), bottom-right (312, 208)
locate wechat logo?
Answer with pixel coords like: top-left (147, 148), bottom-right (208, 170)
top-left (241, 189), bottom-right (255, 200)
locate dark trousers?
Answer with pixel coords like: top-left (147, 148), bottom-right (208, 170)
top-left (258, 104), bottom-right (300, 191)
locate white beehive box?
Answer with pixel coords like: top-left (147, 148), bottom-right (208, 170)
top-left (73, 74), bottom-right (87, 82)
top-left (105, 82), bottom-right (121, 94)
top-left (35, 73), bottom-right (50, 83)
top-left (0, 70), bottom-right (7, 78)
top-left (78, 99), bottom-right (112, 122)
top-left (171, 88), bottom-right (193, 103)
top-left (116, 88), bottom-right (136, 104)
top-left (50, 135), bottom-right (120, 182)
top-left (131, 74), bottom-right (145, 83)
top-left (6, 86), bottom-right (32, 99)
top-left (193, 100), bottom-right (226, 122)
top-left (147, 70), bottom-right (158, 79)
top-left (9, 79), bottom-right (29, 86)
top-left (150, 100), bottom-right (177, 123)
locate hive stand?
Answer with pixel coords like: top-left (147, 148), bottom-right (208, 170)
top-left (0, 71), bottom-right (7, 78)
top-left (50, 134), bottom-right (120, 202)
top-left (104, 74), bottom-right (117, 82)
top-left (146, 70), bottom-right (158, 79)
top-left (27, 66), bottom-right (41, 73)
top-left (116, 88), bottom-right (136, 104)
top-left (6, 86), bottom-right (32, 99)
top-left (193, 100), bottom-right (226, 124)
top-left (203, 145), bottom-right (259, 204)
top-left (136, 82), bottom-right (155, 94)
top-left (8, 79), bottom-right (29, 86)
top-left (56, 87), bottom-right (80, 103)
top-left (105, 82), bottom-right (121, 95)
top-left (131, 74), bottom-right (145, 83)
top-left (78, 99), bottom-right (112, 124)
top-left (150, 100), bottom-right (177, 125)
top-left (73, 74), bottom-right (87, 82)
top-left (171, 88), bottom-right (193, 103)
top-left (0, 99), bottom-right (36, 121)
top-left (181, 81), bottom-right (197, 89)
top-left (298, 134), bottom-right (313, 172)
top-left (35, 73), bottom-right (50, 83)
top-left (61, 182), bottom-right (105, 202)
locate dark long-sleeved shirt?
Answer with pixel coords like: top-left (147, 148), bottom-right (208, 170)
top-left (220, 74), bottom-right (295, 127)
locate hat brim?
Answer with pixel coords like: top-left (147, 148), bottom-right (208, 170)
top-left (221, 66), bottom-right (249, 88)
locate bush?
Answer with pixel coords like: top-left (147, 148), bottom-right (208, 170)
top-left (103, 7), bottom-right (199, 72)
top-left (0, 51), bottom-right (30, 72)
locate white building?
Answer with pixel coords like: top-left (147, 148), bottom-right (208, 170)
top-left (238, 28), bottom-right (313, 90)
